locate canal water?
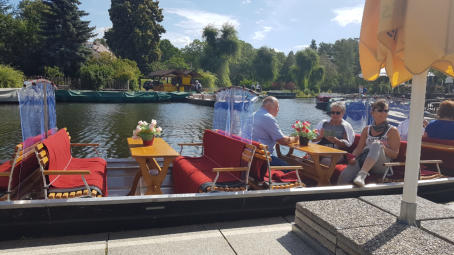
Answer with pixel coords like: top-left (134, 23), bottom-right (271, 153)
top-left (0, 98), bottom-right (329, 160)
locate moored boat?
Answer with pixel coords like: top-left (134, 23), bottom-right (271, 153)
top-left (1, 82), bottom-right (453, 240)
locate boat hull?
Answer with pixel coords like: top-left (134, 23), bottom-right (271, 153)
top-left (1, 178), bottom-right (453, 240)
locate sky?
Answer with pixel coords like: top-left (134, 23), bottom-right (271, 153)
top-left (10, 0), bottom-right (365, 54)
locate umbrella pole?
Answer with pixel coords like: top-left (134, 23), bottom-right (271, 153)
top-left (399, 71), bottom-right (428, 226)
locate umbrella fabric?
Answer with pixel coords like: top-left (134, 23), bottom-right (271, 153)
top-left (360, 0), bottom-right (454, 86)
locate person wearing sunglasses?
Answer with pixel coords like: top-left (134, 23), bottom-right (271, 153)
top-left (314, 101), bottom-right (355, 165)
top-left (424, 100), bottom-right (454, 140)
top-left (338, 99), bottom-right (400, 187)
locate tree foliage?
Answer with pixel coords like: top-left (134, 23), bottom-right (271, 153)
top-left (200, 24), bottom-right (240, 87)
top-left (105, 0), bottom-right (165, 74)
top-left (252, 47), bottom-right (277, 85)
top-left (181, 39), bottom-right (205, 70)
top-left (80, 52), bottom-right (141, 90)
top-left (159, 39), bottom-right (180, 62)
top-left (292, 49), bottom-right (319, 90)
top-left (0, 64), bottom-right (24, 88)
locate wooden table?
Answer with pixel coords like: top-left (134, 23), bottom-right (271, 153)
top-left (276, 143), bottom-right (346, 186)
top-left (127, 137), bottom-right (179, 195)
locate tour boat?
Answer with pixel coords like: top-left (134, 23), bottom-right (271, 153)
top-left (0, 81), bottom-right (453, 240)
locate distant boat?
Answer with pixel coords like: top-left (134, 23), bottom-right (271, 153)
top-left (266, 90), bottom-right (296, 99)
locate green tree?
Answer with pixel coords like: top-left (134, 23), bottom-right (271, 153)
top-left (164, 56), bottom-right (189, 69)
top-left (105, 0), bottom-right (165, 74)
top-left (308, 65), bottom-right (325, 92)
top-left (277, 51), bottom-right (295, 83)
top-left (230, 40), bottom-right (256, 85)
top-left (181, 39), bottom-right (205, 70)
top-left (159, 39), bottom-right (180, 62)
top-left (292, 48), bottom-right (319, 90)
top-left (310, 39), bottom-right (317, 50)
top-left (40, 0), bottom-right (94, 77)
top-left (200, 24), bottom-right (240, 87)
top-left (252, 47), bottom-right (277, 85)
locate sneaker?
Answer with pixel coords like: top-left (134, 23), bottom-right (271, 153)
top-left (353, 171), bottom-right (368, 187)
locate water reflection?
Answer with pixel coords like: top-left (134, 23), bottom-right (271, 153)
top-left (0, 98), bottom-right (329, 159)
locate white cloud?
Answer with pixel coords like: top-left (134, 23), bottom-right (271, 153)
top-left (293, 44), bottom-right (309, 51)
top-left (165, 8), bottom-right (240, 37)
top-left (162, 32), bottom-right (192, 48)
top-left (242, 0), bottom-right (251, 4)
top-left (253, 26), bottom-right (272, 41)
top-left (94, 26), bottom-right (111, 39)
top-left (331, 5), bottom-right (363, 27)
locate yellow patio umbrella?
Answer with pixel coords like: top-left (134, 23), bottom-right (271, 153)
top-left (359, 0), bottom-right (454, 225)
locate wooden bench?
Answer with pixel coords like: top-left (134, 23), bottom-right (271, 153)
top-left (35, 128), bottom-right (107, 199)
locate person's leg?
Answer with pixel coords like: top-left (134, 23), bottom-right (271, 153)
top-left (353, 141), bottom-right (383, 187)
top-left (370, 146), bottom-right (391, 178)
top-left (337, 161), bottom-right (361, 185)
top-left (270, 156), bottom-right (288, 166)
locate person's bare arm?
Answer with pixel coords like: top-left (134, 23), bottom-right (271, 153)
top-left (277, 136), bottom-right (297, 145)
top-left (352, 127), bottom-right (368, 157)
top-left (383, 127), bottom-right (400, 159)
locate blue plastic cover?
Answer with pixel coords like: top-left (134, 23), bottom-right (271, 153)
top-left (18, 79), bottom-right (57, 149)
top-left (344, 98), bottom-right (410, 131)
top-left (213, 87), bottom-right (259, 142)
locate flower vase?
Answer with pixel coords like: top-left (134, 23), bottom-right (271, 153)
top-left (299, 136), bottom-right (309, 146)
top-left (141, 136), bottom-right (155, 146)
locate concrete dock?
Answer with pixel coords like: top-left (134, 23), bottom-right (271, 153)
top-left (2, 195), bottom-right (454, 254)
top-left (0, 216), bottom-right (319, 255)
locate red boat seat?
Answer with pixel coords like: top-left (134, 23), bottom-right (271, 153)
top-left (36, 128), bottom-right (107, 198)
top-left (214, 130), bottom-right (307, 189)
top-left (172, 129), bottom-right (255, 193)
top-left (0, 143), bottom-right (41, 200)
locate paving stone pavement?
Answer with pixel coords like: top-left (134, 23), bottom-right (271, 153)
top-left (0, 216), bottom-right (317, 255)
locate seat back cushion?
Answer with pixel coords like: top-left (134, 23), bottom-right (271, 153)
top-left (203, 129), bottom-right (246, 167)
top-left (214, 129), bottom-right (267, 181)
top-left (172, 130), bottom-right (247, 193)
top-left (42, 129), bottom-right (107, 196)
top-left (43, 129), bottom-right (72, 171)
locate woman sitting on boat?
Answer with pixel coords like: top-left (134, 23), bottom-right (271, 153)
top-left (338, 99), bottom-right (400, 187)
top-left (424, 100), bottom-right (454, 140)
top-left (314, 101), bottom-right (355, 165)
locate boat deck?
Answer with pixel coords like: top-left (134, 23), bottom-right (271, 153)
top-left (106, 158), bottom-right (174, 196)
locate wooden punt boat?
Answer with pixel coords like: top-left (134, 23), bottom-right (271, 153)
top-left (1, 82), bottom-right (453, 240)
top-left (1, 156), bottom-right (454, 240)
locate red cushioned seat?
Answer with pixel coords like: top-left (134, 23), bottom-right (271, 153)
top-left (172, 129), bottom-right (247, 193)
top-left (43, 129), bottom-right (107, 196)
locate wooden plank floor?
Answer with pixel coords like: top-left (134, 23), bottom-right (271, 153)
top-left (106, 158), bottom-right (174, 196)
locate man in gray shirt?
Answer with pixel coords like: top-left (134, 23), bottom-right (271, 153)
top-left (252, 96), bottom-right (297, 165)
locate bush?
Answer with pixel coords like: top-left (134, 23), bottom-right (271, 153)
top-left (0, 65), bottom-right (24, 88)
top-left (44, 66), bottom-right (64, 84)
top-left (198, 71), bottom-right (217, 91)
top-left (80, 63), bottom-right (114, 90)
top-left (79, 53), bottom-right (141, 90)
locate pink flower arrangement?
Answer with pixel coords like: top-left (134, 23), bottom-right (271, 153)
top-left (132, 119), bottom-right (162, 140)
top-left (291, 120), bottom-right (319, 140)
